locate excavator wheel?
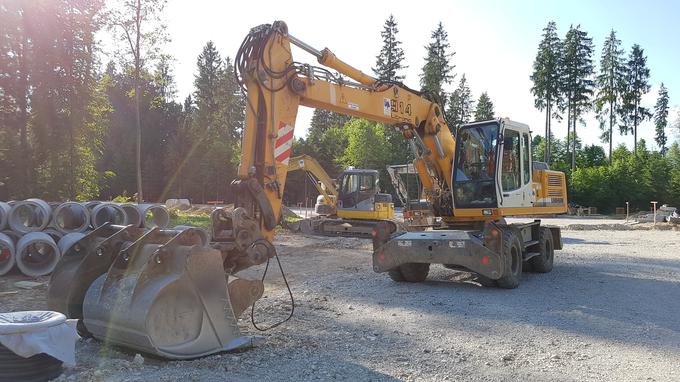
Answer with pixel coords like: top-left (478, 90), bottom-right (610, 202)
top-left (529, 227), bottom-right (554, 273)
top-left (496, 230), bottom-right (522, 289)
top-left (387, 268), bottom-right (405, 282)
top-left (398, 263), bottom-right (430, 282)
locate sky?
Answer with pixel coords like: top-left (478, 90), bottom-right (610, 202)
top-left (148, 0), bottom-right (679, 150)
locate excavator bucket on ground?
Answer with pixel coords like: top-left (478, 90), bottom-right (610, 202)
top-left (48, 221), bottom-right (266, 359)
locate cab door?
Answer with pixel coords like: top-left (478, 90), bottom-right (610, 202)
top-left (498, 124), bottom-right (533, 208)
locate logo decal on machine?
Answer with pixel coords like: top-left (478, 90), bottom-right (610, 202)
top-left (275, 122), bottom-right (294, 165)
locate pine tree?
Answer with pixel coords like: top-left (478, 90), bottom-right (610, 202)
top-left (446, 74), bottom-right (474, 132)
top-left (619, 44), bottom-right (652, 155)
top-left (653, 83), bottom-right (669, 155)
top-left (474, 92), bottom-right (495, 121)
top-left (594, 30), bottom-right (625, 161)
top-left (109, 0), bottom-right (169, 202)
top-left (372, 15), bottom-right (407, 82)
top-left (561, 25), bottom-right (595, 170)
top-left (194, 41), bottom-right (223, 119)
top-left (530, 21), bottom-right (563, 163)
top-left (420, 22), bottom-right (455, 108)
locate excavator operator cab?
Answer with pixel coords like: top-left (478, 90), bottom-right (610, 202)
top-left (337, 169), bottom-right (380, 209)
top-left (453, 119), bottom-right (534, 211)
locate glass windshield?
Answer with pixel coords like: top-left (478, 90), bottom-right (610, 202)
top-left (341, 173), bottom-right (375, 194)
top-left (453, 123), bottom-right (499, 208)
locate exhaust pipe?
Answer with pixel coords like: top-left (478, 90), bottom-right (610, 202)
top-left (15, 232), bottom-right (61, 277)
top-left (138, 204), bottom-right (170, 229)
top-left (8, 199), bottom-right (53, 234)
top-left (52, 202), bottom-right (90, 234)
top-left (90, 203), bottom-right (128, 228)
top-left (0, 232), bottom-right (16, 276)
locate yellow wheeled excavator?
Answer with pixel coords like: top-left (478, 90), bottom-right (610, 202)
top-left (47, 21), bottom-right (568, 360)
top-left (286, 154), bottom-right (396, 237)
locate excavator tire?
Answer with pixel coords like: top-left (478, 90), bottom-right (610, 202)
top-left (529, 227), bottom-right (554, 273)
top-left (387, 268), bottom-right (405, 282)
top-left (399, 263), bottom-right (430, 282)
top-left (475, 274), bottom-right (497, 287)
top-left (496, 230), bottom-right (522, 289)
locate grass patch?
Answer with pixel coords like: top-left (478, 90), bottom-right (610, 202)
top-left (168, 211), bottom-right (211, 230)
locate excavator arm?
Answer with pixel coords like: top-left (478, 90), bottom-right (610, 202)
top-left (233, 21), bottom-right (455, 245)
top-left (287, 154), bottom-right (338, 208)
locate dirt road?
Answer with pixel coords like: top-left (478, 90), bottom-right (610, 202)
top-left (2, 225), bottom-right (679, 381)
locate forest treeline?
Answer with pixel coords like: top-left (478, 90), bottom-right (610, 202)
top-left (1, 2), bottom-right (679, 212)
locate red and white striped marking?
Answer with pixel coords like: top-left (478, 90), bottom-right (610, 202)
top-left (274, 121), bottom-right (294, 165)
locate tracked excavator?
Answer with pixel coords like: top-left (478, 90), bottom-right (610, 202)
top-left (47, 21), bottom-right (568, 360)
top-left (286, 154), bottom-right (396, 237)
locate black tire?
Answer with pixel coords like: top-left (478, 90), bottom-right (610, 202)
top-left (529, 227), bottom-right (554, 273)
top-left (496, 230), bottom-right (522, 289)
top-left (0, 344), bottom-right (63, 382)
top-left (387, 268), bottom-right (405, 282)
top-left (399, 263), bottom-right (430, 282)
top-left (475, 274), bottom-right (497, 287)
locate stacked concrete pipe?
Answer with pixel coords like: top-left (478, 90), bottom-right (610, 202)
top-left (52, 202), bottom-right (90, 234)
top-left (90, 203), bottom-right (128, 228)
top-left (8, 199), bottom-right (52, 234)
top-left (0, 232), bottom-right (16, 276)
top-left (43, 228), bottom-right (64, 244)
top-left (138, 204), bottom-right (170, 229)
top-left (57, 232), bottom-right (86, 255)
top-left (120, 204), bottom-right (143, 228)
top-left (15, 232), bottom-right (60, 277)
top-left (0, 202), bottom-right (10, 231)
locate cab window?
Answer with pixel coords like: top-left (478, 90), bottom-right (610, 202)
top-left (453, 123), bottom-right (499, 208)
top-left (501, 130), bottom-right (521, 191)
top-left (522, 133), bottom-right (531, 185)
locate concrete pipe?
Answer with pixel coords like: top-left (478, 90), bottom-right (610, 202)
top-left (138, 204), bottom-right (170, 229)
top-left (43, 228), bottom-right (64, 243)
top-left (0, 202), bottom-right (11, 231)
top-left (90, 203), bottom-right (128, 229)
top-left (0, 232), bottom-right (16, 276)
top-left (1, 230), bottom-right (22, 243)
top-left (16, 232), bottom-right (60, 277)
top-left (52, 202), bottom-right (90, 234)
top-left (120, 204), bottom-right (143, 228)
top-left (172, 225), bottom-right (210, 246)
top-left (8, 199), bottom-right (53, 234)
top-left (82, 201), bottom-right (101, 212)
top-left (57, 232), bottom-right (86, 255)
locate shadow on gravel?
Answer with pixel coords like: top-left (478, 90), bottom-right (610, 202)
top-left (311, 258), bottom-right (680, 352)
top-left (561, 237), bottom-right (610, 245)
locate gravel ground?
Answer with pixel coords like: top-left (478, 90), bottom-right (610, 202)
top-left (1, 222), bottom-right (679, 381)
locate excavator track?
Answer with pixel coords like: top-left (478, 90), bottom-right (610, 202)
top-left (298, 217), bottom-right (397, 238)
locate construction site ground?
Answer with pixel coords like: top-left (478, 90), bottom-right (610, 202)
top-left (1, 217), bottom-right (679, 382)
